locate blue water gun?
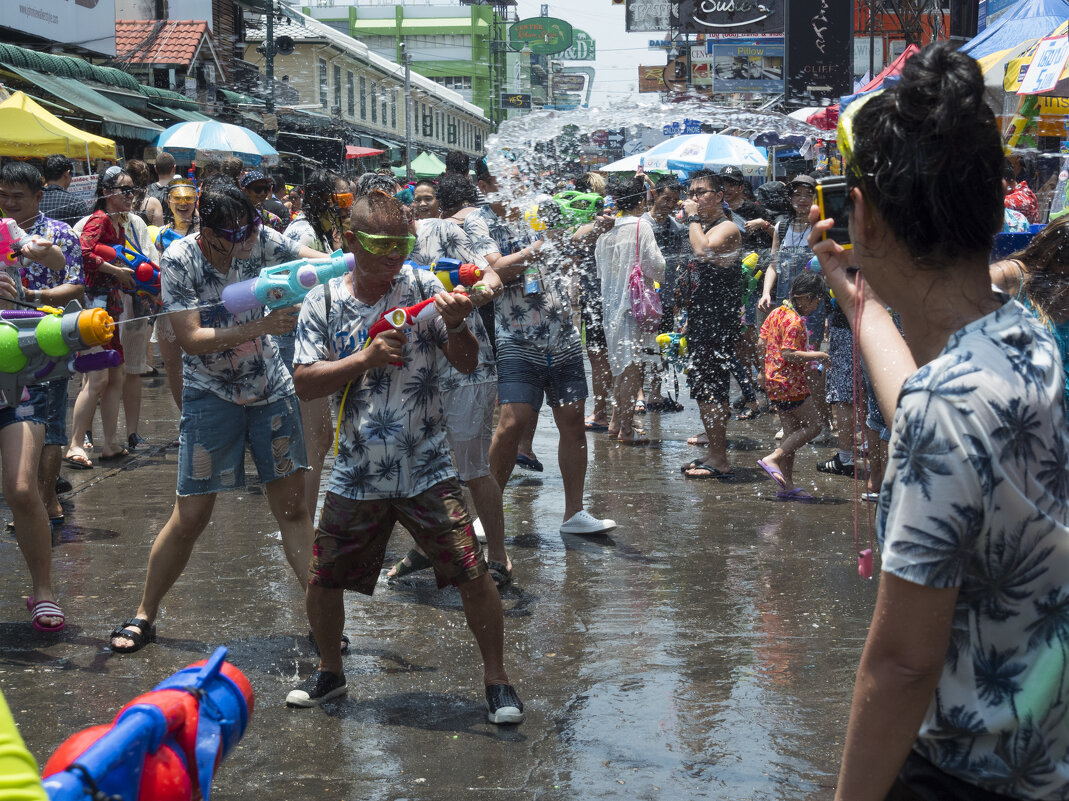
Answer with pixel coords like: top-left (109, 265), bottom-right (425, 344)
top-left (407, 257), bottom-right (484, 291)
top-left (41, 647), bottom-right (253, 801)
top-left (221, 249), bottom-right (355, 313)
top-left (92, 242), bottom-right (161, 297)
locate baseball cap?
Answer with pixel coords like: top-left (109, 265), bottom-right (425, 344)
top-left (789, 174), bottom-right (816, 189)
top-left (719, 166), bottom-right (744, 183)
top-left (240, 170), bottom-right (269, 189)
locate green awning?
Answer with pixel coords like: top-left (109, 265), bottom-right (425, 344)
top-left (218, 88), bottom-right (265, 108)
top-left (149, 103), bottom-right (213, 122)
top-left (3, 65), bottom-right (162, 139)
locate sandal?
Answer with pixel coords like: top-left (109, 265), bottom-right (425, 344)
top-left (27, 597), bottom-right (65, 633)
top-left (63, 452), bottom-right (94, 469)
top-left (634, 401), bottom-right (646, 415)
top-left (487, 559), bottom-right (513, 588)
top-left (110, 617), bottom-right (156, 653)
top-left (309, 630), bottom-right (351, 656)
top-left (736, 406), bottom-right (761, 421)
top-left (387, 548), bottom-right (433, 579)
top-left (680, 460), bottom-right (734, 480)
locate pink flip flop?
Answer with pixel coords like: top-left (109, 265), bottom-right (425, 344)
top-left (26, 596), bottom-right (66, 633)
top-left (776, 488), bottom-right (816, 503)
top-left (757, 459), bottom-right (787, 490)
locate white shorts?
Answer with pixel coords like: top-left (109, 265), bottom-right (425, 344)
top-left (442, 382), bottom-right (496, 481)
top-left (119, 294), bottom-right (150, 375)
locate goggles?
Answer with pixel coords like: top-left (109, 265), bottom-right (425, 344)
top-left (838, 89), bottom-right (883, 180)
top-left (332, 192), bottom-right (354, 210)
top-left (169, 190), bottom-right (197, 204)
top-left (354, 230), bottom-right (416, 257)
top-left (212, 211), bottom-right (261, 244)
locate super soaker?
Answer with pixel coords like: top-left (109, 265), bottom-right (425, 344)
top-left (365, 295), bottom-right (474, 366)
top-left (42, 646), bottom-right (253, 801)
top-left (221, 249), bottom-right (356, 313)
top-left (0, 301), bottom-right (116, 406)
top-left (92, 243), bottom-right (161, 297)
top-left (1, 217), bottom-right (52, 265)
top-left (656, 332), bottom-right (689, 373)
top-left (407, 257), bottom-right (484, 291)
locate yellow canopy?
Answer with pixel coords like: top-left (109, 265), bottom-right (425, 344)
top-left (0, 91), bottom-right (116, 160)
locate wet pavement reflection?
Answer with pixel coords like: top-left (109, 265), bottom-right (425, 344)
top-left (1, 372), bottom-right (877, 799)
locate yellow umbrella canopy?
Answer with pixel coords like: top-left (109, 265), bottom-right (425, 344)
top-left (0, 91), bottom-right (116, 160)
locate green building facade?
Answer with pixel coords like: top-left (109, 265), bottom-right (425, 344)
top-left (304, 4), bottom-right (509, 128)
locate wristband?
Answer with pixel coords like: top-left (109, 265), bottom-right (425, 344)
top-left (686, 215), bottom-right (702, 224)
top-left (447, 320), bottom-right (468, 334)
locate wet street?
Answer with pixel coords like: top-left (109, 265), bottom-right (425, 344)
top-left (1, 370), bottom-right (878, 800)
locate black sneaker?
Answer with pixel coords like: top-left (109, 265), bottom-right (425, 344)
top-left (485, 683), bottom-right (525, 724)
top-left (286, 669), bottom-right (347, 707)
top-left (817, 453), bottom-right (857, 477)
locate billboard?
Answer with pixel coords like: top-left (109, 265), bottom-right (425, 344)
top-left (786, 0), bottom-right (853, 104)
top-left (677, 0), bottom-right (784, 38)
top-left (626, 0), bottom-right (677, 32)
top-left (509, 17), bottom-right (574, 55)
top-left (500, 92), bottom-right (533, 109)
top-left (710, 42), bottom-right (784, 94)
top-left (560, 29), bottom-right (596, 61)
top-left (638, 64), bottom-right (667, 93)
top-left (6, 0), bottom-right (117, 56)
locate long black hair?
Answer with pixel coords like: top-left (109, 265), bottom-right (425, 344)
top-left (302, 168), bottom-right (344, 250)
top-left (847, 42), bottom-right (1003, 266)
top-left (198, 181), bottom-right (256, 232)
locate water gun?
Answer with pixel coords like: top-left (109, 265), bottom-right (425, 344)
top-left (157, 226), bottom-right (184, 254)
top-left (92, 243), bottom-right (161, 298)
top-left (0, 218), bottom-right (23, 265)
top-left (365, 295), bottom-right (471, 366)
top-left (0, 300), bottom-right (116, 406)
top-left (41, 646), bottom-right (253, 801)
top-left (407, 257), bottom-right (484, 291)
top-left (741, 251), bottom-right (763, 306)
top-left (656, 332), bottom-right (689, 373)
top-left (221, 249), bottom-right (356, 313)
top-left (552, 190), bottom-right (605, 225)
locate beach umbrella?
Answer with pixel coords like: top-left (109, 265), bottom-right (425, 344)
top-left (155, 121), bottom-right (279, 168)
top-left (639, 134), bottom-right (767, 176)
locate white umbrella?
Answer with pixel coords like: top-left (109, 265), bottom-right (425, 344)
top-left (639, 134), bottom-right (767, 176)
top-left (155, 121), bottom-right (279, 168)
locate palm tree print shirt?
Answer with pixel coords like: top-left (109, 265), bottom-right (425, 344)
top-left (293, 268), bottom-right (454, 500)
top-left (878, 298), bottom-right (1069, 799)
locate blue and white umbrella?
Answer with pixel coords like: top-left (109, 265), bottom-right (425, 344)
top-left (640, 133), bottom-right (767, 176)
top-left (155, 121), bottom-right (279, 168)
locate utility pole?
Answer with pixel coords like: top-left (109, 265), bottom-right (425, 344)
top-left (262, 0), bottom-right (276, 145)
top-left (401, 41), bottom-right (413, 182)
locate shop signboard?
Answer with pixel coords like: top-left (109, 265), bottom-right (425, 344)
top-left (638, 64), bottom-right (667, 93)
top-left (677, 0), bottom-right (784, 38)
top-left (560, 29), bottom-right (596, 61)
top-left (710, 41), bottom-right (784, 93)
top-left (785, 0), bottom-right (853, 104)
top-left (500, 92), bottom-right (533, 109)
top-left (626, 0), bottom-right (677, 32)
top-left (509, 17), bottom-right (574, 55)
top-left (10, 0), bottom-right (116, 56)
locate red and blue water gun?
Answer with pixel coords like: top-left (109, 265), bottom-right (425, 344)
top-left (92, 243), bottom-right (161, 298)
top-left (407, 257), bottom-right (484, 291)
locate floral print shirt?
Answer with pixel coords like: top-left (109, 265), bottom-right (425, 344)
top-left (759, 302), bottom-right (809, 402)
top-left (160, 227), bottom-right (299, 406)
top-left (18, 212), bottom-right (83, 291)
top-left (878, 298), bottom-right (1069, 799)
top-left (293, 267), bottom-right (454, 500)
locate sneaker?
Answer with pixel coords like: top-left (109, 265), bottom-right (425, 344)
top-left (817, 453), bottom-right (857, 477)
top-left (861, 492), bottom-right (880, 503)
top-left (560, 510), bottom-right (617, 536)
top-left (486, 683), bottom-right (525, 724)
top-left (286, 669), bottom-right (347, 707)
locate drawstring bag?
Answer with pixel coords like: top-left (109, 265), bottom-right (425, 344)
top-left (628, 221), bottom-right (662, 333)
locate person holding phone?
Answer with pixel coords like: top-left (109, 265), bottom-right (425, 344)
top-left (815, 43), bottom-right (1069, 801)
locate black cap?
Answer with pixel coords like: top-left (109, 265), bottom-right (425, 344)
top-left (719, 165), bottom-right (744, 183)
top-left (789, 174), bottom-right (816, 189)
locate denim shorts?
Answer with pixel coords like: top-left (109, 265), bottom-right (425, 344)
top-left (497, 338), bottom-right (587, 411)
top-left (27, 379), bottom-right (68, 446)
top-left (177, 388), bottom-right (308, 496)
top-left (0, 397), bottom-right (40, 432)
top-left (273, 333), bottom-right (296, 377)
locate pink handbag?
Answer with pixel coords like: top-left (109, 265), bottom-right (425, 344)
top-left (628, 221), bottom-right (662, 333)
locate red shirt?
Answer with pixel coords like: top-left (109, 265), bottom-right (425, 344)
top-left (760, 303), bottom-right (809, 402)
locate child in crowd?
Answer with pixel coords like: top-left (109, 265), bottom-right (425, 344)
top-left (756, 271), bottom-right (830, 501)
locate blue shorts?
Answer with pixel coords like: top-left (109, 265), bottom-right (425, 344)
top-left (177, 389), bottom-right (308, 496)
top-left (273, 333), bottom-right (296, 377)
top-left (0, 397), bottom-right (40, 432)
top-left (496, 338), bottom-right (587, 411)
top-left (27, 379), bottom-right (69, 446)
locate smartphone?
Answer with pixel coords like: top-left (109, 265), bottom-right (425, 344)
top-left (816, 176), bottom-right (851, 249)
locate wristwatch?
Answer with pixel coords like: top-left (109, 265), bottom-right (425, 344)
top-left (686, 215), bottom-right (702, 224)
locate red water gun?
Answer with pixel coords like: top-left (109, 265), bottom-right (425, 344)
top-left (92, 243), bottom-right (161, 297)
top-left (366, 296), bottom-right (467, 366)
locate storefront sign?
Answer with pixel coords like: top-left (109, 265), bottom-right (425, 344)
top-left (677, 0), bottom-right (784, 38)
top-left (560, 29), bottom-right (596, 61)
top-left (785, 0), bottom-right (853, 104)
top-left (710, 42), bottom-right (784, 93)
top-left (509, 17), bottom-right (574, 55)
top-left (638, 64), bottom-right (667, 93)
top-left (627, 0), bottom-right (676, 32)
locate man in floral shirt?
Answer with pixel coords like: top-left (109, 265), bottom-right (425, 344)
top-left (477, 165), bottom-right (615, 536)
top-left (0, 162), bottom-right (84, 529)
top-left (287, 192), bottom-right (524, 724)
top-left (109, 181), bottom-right (327, 655)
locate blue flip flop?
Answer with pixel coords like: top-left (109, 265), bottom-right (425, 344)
top-left (516, 453), bottom-right (544, 472)
top-left (757, 459), bottom-right (787, 490)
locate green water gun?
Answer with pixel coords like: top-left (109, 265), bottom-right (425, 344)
top-left (741, 251), bottom-right (762, 306)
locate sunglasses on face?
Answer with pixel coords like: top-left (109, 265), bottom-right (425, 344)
top-left (355, 230), bottom-right (416, 257)
top-left (247, 184), bottom-right (272, 195)
top-left (111, 186), bottom-right (136, 197)
top-left (689, 188), bottom-right (717, 198)
top-left (212, 212), bottom-right (261, 243)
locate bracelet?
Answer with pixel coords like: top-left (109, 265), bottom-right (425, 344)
top-left (686, 215), bottom-right (702, 224)
top-left (447, 320), bottom-right (468, 334)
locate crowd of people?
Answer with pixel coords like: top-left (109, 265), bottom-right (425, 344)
top-left (2, 39), bottom-right (1069, 798)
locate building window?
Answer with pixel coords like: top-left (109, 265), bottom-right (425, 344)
top-left (435, 111), bottom-right (440, 141)
top-left (347, 72), bottom-right (354, 117)
top-left (370, 82), bottom-right (377, 123)
top-left (333, 64), bottom-right (341, 110)
top-left (391, 92), bottom-right (397, 129)
top-left (382, 97), bottom-right (387, 128)
top-left (359, 76), bottom-right (366, 120)
top-left (318, 58), bottom-right (327, 107)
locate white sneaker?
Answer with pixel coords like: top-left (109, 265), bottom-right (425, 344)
top-left (560, 510), bottom-right (617, 536)
top-left (472, 517), bottom-right (487, 543)
top-left (775, 428), bottom-right (784, 440)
